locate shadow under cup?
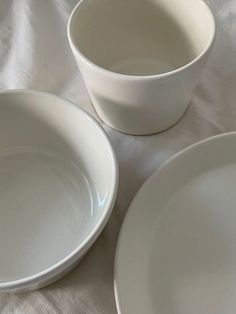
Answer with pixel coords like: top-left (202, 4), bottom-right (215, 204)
top-left (68, 0), bottom-right (215, 134)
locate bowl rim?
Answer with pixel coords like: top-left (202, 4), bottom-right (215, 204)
top-left (67, 0), bottom-right (216, 81)
top-left (0, 89), bottom-right (119, 290)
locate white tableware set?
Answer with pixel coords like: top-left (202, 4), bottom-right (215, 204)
top-left (3, 0), bottom-right (236, 313)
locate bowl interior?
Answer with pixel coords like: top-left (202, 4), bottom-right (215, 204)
top-left (0, 91), bottom-right (116, 283)
top-left (69, 0), bottom-right (215, 76)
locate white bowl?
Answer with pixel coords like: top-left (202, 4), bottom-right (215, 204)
top-left (0, 90), bottom-right (118, 292)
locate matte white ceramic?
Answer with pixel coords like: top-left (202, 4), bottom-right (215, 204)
top-left (67, 0), bottom-right (216, 135)
top-left (0, 90), bottom-right (118, 292)
top-left (115, 132), bottom-right (236, 313)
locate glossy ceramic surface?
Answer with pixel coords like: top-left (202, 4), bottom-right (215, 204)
top-left (115, 132), bottom-right (236, 313)
top-left (68, 0), bottom-right (215, 135)
top-left (0, 90), bottom-right (118, 292)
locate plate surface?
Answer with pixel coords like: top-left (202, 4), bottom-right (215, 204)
top-left (115, 132), bottom-right (236, 314)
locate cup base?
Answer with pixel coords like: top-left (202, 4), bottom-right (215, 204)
top-left (95, 105), bottom-right (189, 136)
top-left (109, 57), bottom-right (175, 76)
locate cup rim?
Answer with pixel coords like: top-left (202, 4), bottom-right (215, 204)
top-left (67, 0), bottom-right (216, 80)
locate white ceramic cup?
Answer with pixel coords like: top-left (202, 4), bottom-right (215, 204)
top-left (68, 0), bottom-right (216, 135)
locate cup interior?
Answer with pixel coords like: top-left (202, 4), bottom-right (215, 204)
top-left (69, 0), bottom-right (215, 76)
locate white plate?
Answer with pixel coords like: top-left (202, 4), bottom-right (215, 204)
top-left (0, 90), bottom-right (118, 292)
top-left (115, 132), bottom-right (236, 314)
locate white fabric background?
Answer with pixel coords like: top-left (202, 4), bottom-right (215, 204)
top-left (0, 0), bottom-right (235, 313)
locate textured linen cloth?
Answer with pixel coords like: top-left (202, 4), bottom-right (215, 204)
top-left (0, 0), bottom-right (235, 313)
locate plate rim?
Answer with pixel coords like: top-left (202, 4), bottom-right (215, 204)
top-left (114, 131), bottom-right (236, 313)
